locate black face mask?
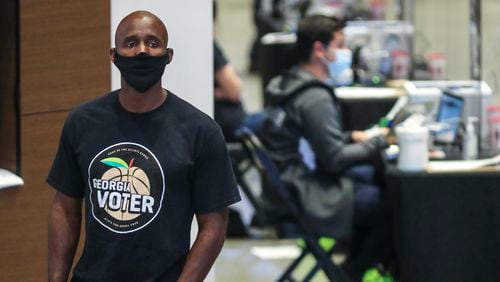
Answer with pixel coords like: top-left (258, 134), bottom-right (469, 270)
top-left (113, 50), bottom-right (170, 93)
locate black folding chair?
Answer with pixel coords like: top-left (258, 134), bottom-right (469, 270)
top-left (234, 127), bottom-right (351, 282)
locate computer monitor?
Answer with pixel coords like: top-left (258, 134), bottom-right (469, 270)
top-left (434, 92), bottom-right (464, 143)
top-left (406, 80), bottom-right (492, 143)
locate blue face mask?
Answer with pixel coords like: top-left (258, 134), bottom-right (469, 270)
top-left (326, 49), bottom-right (353, 86)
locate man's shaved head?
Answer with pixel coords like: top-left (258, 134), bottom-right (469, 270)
top-left (114, 10), bottom-right (168, 47)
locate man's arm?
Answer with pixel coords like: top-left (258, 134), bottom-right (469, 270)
top-left (214, 64), bottom-right (242, 102)
top-left (177, 208), bottom-right (229, 282)
top-left (48, 191), bottom-right (83, 282)
top-left (301, 91), bottom-right (389, 174)
top-left (351, 128), bottom-right (390, 143)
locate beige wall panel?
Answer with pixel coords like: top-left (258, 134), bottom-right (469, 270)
top-left (0, 111), bottom-right (86, 281)
top-left (414, 0), bottom-right (470, 80)
top-left (0, 0), bottom-right (110, 279)
top-left (0, 112), bottom-right (65, 281)
top-left (20, 0), bottom-right (110, 115)
top-left (482, 0), bottom-right (500, 99)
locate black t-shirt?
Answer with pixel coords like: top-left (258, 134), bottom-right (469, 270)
top-left (47, 90), bottom-right (240, 282)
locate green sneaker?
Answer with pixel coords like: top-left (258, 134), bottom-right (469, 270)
top-left (296, 237), bottom-right (336, 252)
top-left (362, 268), bottom-right (383, 282)
top-left (318, 237), bottom-right (336, 251)
top-left (362, 267), bottom-right (394, 282)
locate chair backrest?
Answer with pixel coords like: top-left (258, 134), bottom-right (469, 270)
top-left (236, 127), bottom-right (301, 221)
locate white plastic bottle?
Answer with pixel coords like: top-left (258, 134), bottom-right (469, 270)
top-left (463, 117), bottom-right (479, 160)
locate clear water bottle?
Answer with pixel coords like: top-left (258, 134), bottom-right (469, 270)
top-left (463, 116), bottom-right (479, 160)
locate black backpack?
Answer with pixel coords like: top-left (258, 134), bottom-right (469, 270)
top-left (259, 76), bottom-right (339, 135)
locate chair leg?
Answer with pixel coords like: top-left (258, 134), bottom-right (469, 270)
top-left (234, 165), bottom-right (269, 226)
top-left (277, 245), bottom-right (310, 282)
top-left (303, 244), bottom-right (337, 282)
top-left (305, 237), bottom-right (351, 282)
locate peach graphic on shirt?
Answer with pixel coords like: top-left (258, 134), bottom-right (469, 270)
top-left (98, 157), bottom-right (152, 221)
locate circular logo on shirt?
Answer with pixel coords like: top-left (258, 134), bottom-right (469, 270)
top-left (88, 142), bottom-right (165, 233)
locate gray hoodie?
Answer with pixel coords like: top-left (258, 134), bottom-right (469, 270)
top-left (260, 66), bottom-right (388, 238)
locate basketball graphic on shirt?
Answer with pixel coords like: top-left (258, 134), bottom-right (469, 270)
top-left (88, 143), bottom-right (165, 234)
top-left (100, 163), bottom-right (151, 221)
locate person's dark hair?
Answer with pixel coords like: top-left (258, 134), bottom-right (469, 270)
top-left (296, 15), bottom-right (344, 63)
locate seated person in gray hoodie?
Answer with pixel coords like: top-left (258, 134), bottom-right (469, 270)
top-left (260, 15), bottom-right (393, 281)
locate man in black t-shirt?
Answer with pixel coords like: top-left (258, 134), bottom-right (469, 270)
top-left (47, 11), bottom-right (240, 282)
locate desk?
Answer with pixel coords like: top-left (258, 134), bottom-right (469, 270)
top-left (386, 167), bottom-right (500, 282)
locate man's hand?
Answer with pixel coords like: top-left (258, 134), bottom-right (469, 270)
top-left (352, 128), bottom-right (392, 143)
top-left (351, 130), bottom-right (370, 143)
top-left (384, 128), bottom-right (398, 145)
top-left (48, 192), bottom-right (82, 282)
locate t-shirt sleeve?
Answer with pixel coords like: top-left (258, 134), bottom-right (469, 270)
top-left (46, 117), bottom-right (85, 198)
top-left (191, 128), bottom-right (241, 214)
top-left (214, 41), bottom-right (228, 72)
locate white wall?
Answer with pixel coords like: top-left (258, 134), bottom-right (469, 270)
top-left (110, 0), bottom-right (213, 116)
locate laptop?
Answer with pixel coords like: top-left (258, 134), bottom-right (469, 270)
top-left (433, 91), bottom-right (464, 143)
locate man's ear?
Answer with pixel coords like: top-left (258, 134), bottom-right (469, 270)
top-left (109, 48), bottom-right (116, 62)
top-left (311, 41), bottom-right (326, 60)
top-left (313, 41), bottom-right (326, 54)
top-left (166, 48), bottom-right (174, 64)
